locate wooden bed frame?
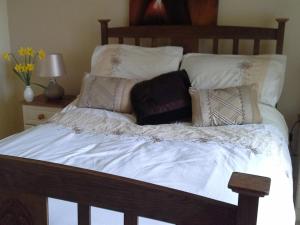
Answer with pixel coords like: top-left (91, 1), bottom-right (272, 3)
top-left (0, 18), bottom-right (288, 225)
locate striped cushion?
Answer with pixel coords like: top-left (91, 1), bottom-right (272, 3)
top-left (189, 85), bottom-right (262, 127)
top-left (77, 73), bottom-right (138, 113)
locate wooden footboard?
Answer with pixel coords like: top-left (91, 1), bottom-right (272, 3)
top-left (0, 155), bottom-right (270, 225)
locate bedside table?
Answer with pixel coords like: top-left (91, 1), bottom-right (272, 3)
top-left (22, 95), bottom-right (76, 130)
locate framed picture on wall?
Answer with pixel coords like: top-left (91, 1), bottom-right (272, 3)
top-left (130, 0), bottom-right (219, 26)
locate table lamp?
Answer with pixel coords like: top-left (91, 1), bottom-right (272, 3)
top-left (37, 53), bottom-right (66, 100)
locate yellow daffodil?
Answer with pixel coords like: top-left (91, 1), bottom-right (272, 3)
top-left (15, 64), bottom-right (31, 73)
top-left (38, 49), bottom-right (46, 60)
top-left (2, 52), bottom-right (10, 61)
top-left (21, 65), bottom-right (28, 73)
top-left (26, 64), bottom-right (34, 72)
top-left (23, 65), bottom-right (27, 73)
top-left (18, 47), bottom-right (26, 56)
top-left (4, 47), bottom-right (45, 87)
top-left (14, 64), bottom-right (23, 73)
top-left (26, 47), bottom-right (35, 57)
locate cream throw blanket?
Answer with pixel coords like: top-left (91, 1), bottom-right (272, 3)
top-left (50, 106), bottom-right (286, 156)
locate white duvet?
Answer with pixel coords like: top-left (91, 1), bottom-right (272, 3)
top-left (0, 102), bottom-right (295, 225)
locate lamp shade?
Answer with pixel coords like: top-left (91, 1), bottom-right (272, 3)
top-left (37, 53), bottom-right (66, 78)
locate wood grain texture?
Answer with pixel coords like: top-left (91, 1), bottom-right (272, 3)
top-left (23, 94), bottom-right (76, 108)
top-left (276, 18), bottom-right (289, 54)
top-left (228, 172), bottom-right (271, 225)
top-left (0, 155), bottom-right (237, 225)
top-left (0, 191), bottom-right (48, 225)
top-left (99, 19), bottom-right (110, 45)
top-left (0, 155), bottom-right (273, 225)
top-left (124, 212), bottom-right (138, 225)
top-left (171, 37), bottom-right (199, 53)
top-left (233, 38), bottom-right (239, 55)
top-left (253, 39), bottom-right (261, 55)
top-left (235, 195), bottom-right (259, 225)
top-left (0, 199), bottom-right (33, 225)
top-left (213, 38), bottom-right (219, 54)
top-left (99, 18), bottom-right (288, 54)
top-left (228, 172), bottom-right (271, 197)
top-left (78, 204), bottom-right (91, 225)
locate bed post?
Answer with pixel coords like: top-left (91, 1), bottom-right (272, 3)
top-left (98, 19), bottom-right (110, 45)
top-left (228, 172), bottom-right (271, 225)
top-left (0, 191), bottom-right (48, 225)
top-left (276, 18), bottom-right (289, 54)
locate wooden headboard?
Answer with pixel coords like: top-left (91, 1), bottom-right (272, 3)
top-left (98, 18), bottom-right (288, 55)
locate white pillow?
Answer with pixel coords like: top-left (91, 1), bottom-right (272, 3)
top-left (180, 54), bottom-right (287, 107)
top-left (91, 44), bottom-right (183, 80)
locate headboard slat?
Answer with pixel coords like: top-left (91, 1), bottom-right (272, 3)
top-left (98, 19), bottom-right (288, 54)
top-left (151, 38), bottom-right (156, 47)
top-left (213, 38), bottom-right (219, 54)
top-left (253, 39), bottom-right (261, 55)
top-left (171, 38), bottom-right (199, 53)
top-left (134, 38), bottom-right (140, 46)
top-left (232, 38), bottom-right (239, 55)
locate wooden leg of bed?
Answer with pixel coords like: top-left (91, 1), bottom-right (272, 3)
top-left (78, 203), bottom-right (91, 225)
top-left (124, 212), bottom-right (138, 225)
top-left (0, 191), bottom-right (48, 225)
top-left (228, 172), bottom-right (271, 225)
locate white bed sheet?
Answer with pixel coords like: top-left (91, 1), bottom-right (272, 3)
top-left (0, 103), bottom-right (295, 225)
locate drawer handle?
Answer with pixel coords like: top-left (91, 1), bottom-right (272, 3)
top-left (38, 114), bottom-right (46, 120)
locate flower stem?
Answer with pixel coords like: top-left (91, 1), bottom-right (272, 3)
top-left (13, 69), bottom-right (26, 84)
top-left (10, 54), bottom-right (19, 64)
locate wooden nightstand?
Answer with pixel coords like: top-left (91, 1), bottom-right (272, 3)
top-left (22, 95), bottom-right (76, 130)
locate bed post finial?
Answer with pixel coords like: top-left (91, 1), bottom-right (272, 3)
top-left (276, 18), bottom-right (289, 54)
top-left (98, 19), bottom-right (111, 45)
top-left (228, 172), bottom-right (271, 225)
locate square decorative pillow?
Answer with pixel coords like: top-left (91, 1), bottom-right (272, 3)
top-left (181, 54), bottom-right (287, 107)
top-left (91, 44), bottom-right (183, 80)
top-left (189, 85), bottom-right (262, 127)
top-left (131, 70), bottom-right (192, 125)
top-left (77, 73), bottom-right (138, 113)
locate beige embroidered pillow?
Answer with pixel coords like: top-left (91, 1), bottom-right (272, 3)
top-left (91, 44), bottom-right (184, 80)
top-left (189, 85), bottom-right (262, 127)
top-left (181, 54), bottom-right (287, 107)
top-left (77, 73), bottom-right (138, 113)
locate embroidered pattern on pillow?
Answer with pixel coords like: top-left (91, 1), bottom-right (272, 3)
top-left (91, 44), bottom-right (184, 80)
top-left (77, 73), bottom-right (138, 113)
top-left (190, 85), bottom-right (262, 127)
top-left (181, 54), bottom-right (287, 107)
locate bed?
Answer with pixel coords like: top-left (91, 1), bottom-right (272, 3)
top-left (0, 18), bottom-right (293, 225)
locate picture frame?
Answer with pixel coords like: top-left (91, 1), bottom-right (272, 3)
top-left (130, 0), bottom-right (219, 26)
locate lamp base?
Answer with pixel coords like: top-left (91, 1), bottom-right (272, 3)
top-left (44, 79), bottom-right (65, 100)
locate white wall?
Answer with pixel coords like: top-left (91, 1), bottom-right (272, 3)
top-left (0, 0), bottom-right (19, 139)
top-left (5, 0), bottom-right (300, 128)
top-left (7, 0), bottom-right (129, 98)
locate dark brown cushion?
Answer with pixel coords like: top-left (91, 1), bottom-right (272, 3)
top-left (131, 70), bottom-right (192, 125)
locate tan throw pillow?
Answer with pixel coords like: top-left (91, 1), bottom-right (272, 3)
top-left (77, 73), bottom-right (138, 113)
top-left (181, 54), bottom-right (287, 107)
top-left (189, 85), bottom-right (262, 127)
